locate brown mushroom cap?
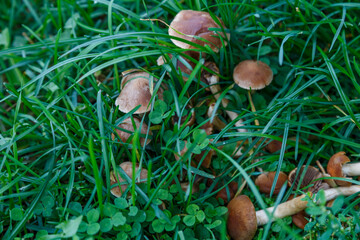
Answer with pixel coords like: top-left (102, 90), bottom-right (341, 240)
top-left (255, 171), bottom-right (288, 195)
top-left (110, 161), bottom-right (148, 197)
top-left (288, 166), bottom-right (327, 193)
top-left (233, 60), bottom-right (273, 90)
top-left (169, 10), bottom-right (230, 52)
top-left (327, 151), bottom-right (352, 186)
top-left (292, 210), bottom-right (308, 229)
top-left (227, 195), bottom-right (257, 240)
top-left (115, 71), bottom-right (163, 114)
top-left (265, 136), bottom-right (283, 153)
top-left (112, 117), bottom-right (152, 146)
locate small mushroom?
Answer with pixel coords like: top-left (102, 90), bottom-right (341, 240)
top-left (327, 151), bottom-right (359, 186)
top-left (115, 71), bottom-right (163, 114)
top-left (233, 60), bottom-right (273, 126)
top-left (112, 117), bottom-right (152, 146)
top-left (227, 186), bottom-right (360, 240)
top-left (110, 161), bottom-right (148, 197)
top-left (169, 10), bottom-right (230, 52)
top-left (233, 60), bottom-right (273, 90)
top-left (255, 171), bottom-right (288, 195)
top-left (288, 165), bottom-right (328, 193)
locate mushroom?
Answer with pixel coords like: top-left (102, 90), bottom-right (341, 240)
top-left (233, 60), bottom-right (273, 91)
top-left (110, 161), bottom-right (148, 197)
top-left (255, 171), bottom-right (288, 195)
top-left (233, 60), bottom-right (273, 126)
top-left (291, 209), bottom-right (308, 230)
top-left (265, 137), bottom-right (283, 154)
top-left (112, 117), bottom-right (152, 147)
top-left (227, 186), bottom-right (360, 240)
top-left (203, 62), bottom-right (247, 132)
top-left (288, 165), bottom-right (329, 193)
top-left (169, 10), bottom-right (230, 52)
top-left (327, 151), bottom-right (359, 186)
top-left (115, 71), bottom-right (163, 114)
top-left (288, 165), bottom-right (330, 228)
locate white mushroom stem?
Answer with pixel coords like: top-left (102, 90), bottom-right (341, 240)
top-left (342, 163), bottom-right (360, 176)
top-left (206, 73), bottom-right (247, 133)
top-left (256, 185), bottom-right (360, 226)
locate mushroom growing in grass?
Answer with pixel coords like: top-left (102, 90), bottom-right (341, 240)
top-left (115, 71), bottom-right (163, 114)
top-left (327, 151), bottom-right (360, 186)
top-left (169, 10), bottom-right (230, 52)
top-left (288, 165), bottom-right (329, 193)
top-left (255, 171), bottom-right (288, 195)
top-left (110, 161), bottom-right (148, 197)
top-left (233, 60), bottom-right (273, 126)
top-left (227, 185), bottom-right (360, 240)
top-left (203, 62), bottom-right (247, 132)
top-left (112, 117), bottom-right (152, 147)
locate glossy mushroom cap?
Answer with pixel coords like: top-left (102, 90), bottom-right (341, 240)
top-left (327, 152), bottom-right (352, 186)
top-left (255, 171), bottom-right (288, 195)
top-left (112, 117), bottom-right (152, 146)
top-left (233, 60), bottom-right (273, 90)
top-left (115, 71), bottom-right (163, 114)
top-left (227, 195), bottom-right (257, 240)
top-left (288, 166), bottom-right (328, 193)
top-left (169, 10), bottom-right (230, 52)
top-left (110, 162), bottom-right (148, 197)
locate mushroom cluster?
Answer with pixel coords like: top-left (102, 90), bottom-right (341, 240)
top-left (107, 8), bottom-right (360, 240)
top-left (227, 151), bottom-right (360, 239)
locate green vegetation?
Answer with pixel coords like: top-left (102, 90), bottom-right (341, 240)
top-left (1, 0), bottom-right (360, 239)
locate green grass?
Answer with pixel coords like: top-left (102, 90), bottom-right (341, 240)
top-left (1, 0), bottom-right (360, 239)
